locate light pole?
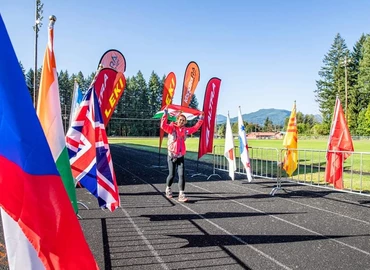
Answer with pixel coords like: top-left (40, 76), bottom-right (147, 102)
top-left (33, 0), bottom-right (43, 108)
top-left (342, 56), bottom-right (351, 122)
top-left (33, 5), bottom-right (39, 108)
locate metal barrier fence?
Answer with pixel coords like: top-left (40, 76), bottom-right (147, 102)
top-left (212, 145), bottom-right (370, 198)
top-left (213, 145), bottom-right (279, 180)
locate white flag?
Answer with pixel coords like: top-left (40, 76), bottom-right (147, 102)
top-left (238, 107), bottom-right (253, 181)
top-left (224, 113), bottom-right (236, 180)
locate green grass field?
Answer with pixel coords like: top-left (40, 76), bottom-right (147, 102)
top-left (109, 137), bottom-right (370, 192)
top-left (109, 137), bottom-right (370, 155)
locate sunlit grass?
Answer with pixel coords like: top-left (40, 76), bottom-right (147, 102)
top-left (109, 136), bottom-right (370, 192)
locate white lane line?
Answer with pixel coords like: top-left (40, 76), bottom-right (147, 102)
top-left (190, 183), bottom-right (370, 256)
top-left (120, 207), bottom-right (169, 270)
top-left (178, 201), bottom-right (293, 270)
top-left (227, 181), bottom-right (370, 225)
top-left (113, 162), bottom-right (169, 270)
top-left (114, 161), bottom-right (291, 270)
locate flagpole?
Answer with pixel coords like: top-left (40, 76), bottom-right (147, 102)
top-left (33, 1), bottom-right (39, 108)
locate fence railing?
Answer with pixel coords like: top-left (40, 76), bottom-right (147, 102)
top-left (212, 145), bottom-right (370, 197)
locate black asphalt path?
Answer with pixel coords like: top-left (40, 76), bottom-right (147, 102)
top-left (1, 144), bottom-right (370, 269)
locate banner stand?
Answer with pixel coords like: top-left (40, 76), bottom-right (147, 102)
top-left (76, 201), bottom-right (89, 219)
top-left (269, 164), bottom-right (286, 196)
top-left (151, 151), bottom-right (166, 169)
top-left (206, 173), bottom-right (221, 180)
top-left (191, 160), bottom-right (221, 180)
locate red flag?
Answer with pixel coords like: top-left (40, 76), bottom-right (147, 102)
top-left (181, 61), bottom-right (200, 107)
top-left (94, 68), bottom-right (126, 126)
top-left (325, 97), bottom-right (354, 189)
top-left (159, 72), bottom-right (176, 151)
top-left (198, 77), bottom-right (221, 159)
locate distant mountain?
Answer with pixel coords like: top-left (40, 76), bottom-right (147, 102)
top-left (216, 114), bottom-right (227, 123)
top-left (216, 109), bottom-right (322, 126)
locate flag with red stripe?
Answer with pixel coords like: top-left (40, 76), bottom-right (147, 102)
top-left (66, 87), bottom-right (120, 211)
top-left (282, 101), bottom-right (298, 176)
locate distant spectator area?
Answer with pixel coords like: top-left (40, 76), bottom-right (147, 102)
top-left (247, 132), bottom-right (284, 139)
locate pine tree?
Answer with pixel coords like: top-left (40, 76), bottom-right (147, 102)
top-left (263, 117), bottom-right (273, 131)
top-left (314, 33), bottom-right (349, 132)
top-left (25, 68), bottom-right (34, 98)
top-left (75, 71), bottom-right (87, 93)
top-left (348, 34), bottom-right (367, 131)
top-left (148, 71), bottom-right (162, 136)
top-left (19, 61), bottom-right (26, 79)
top-left (58, 70), bottom-right (73, 131)
top-left (356, 103), bottom-right (370, 135)
top-left (136, 71), bottom-right (149, 136)
top-left (189, 94), bottom-right (199, 109)
top-left (355, 35), bottom-right (370, 134)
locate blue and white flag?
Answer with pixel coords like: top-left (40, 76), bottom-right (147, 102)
top-left (69, 79), bottom-right (83, 128)
top-left (238, 106), bottom-right (253, 181)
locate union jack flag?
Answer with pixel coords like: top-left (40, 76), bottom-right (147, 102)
top-left (66, 87), bottom-right (120, 211)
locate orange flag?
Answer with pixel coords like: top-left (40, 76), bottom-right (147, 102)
top-left (181, 61), bottom-right (200, 107)
top-left (325, 97), bottom-right (354, 189)
top-left (282, 101), bottom-right (298, 176)
top-left (159, 72), bottom-right (176, 151)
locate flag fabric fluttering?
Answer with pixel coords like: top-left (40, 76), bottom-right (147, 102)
top-left (0, 14), bottom-right (98, 269)
top-left (282, 101), bottom-right (298, 176)
top-left (153, 104), bottom-right (202, 121)
top-left (159, 72), bottom-right (176, 152)
top-left (198, 77), bottom-right (221, 159)
top-left (93, 68), bottom-right (126, 126)
top-left (98, 49), bottom-right (126, 73)
top-left (325, 97), bottom-right (354, 189)
top-left (224, 113), bottom-right (236, 180)
top-left (181, 61), bottom-right (200, 107)
top-left (69, 79), bottom-right (83, 128)
top-left (36, 16), bottom-right (78, 213)
top-left (238, 107), bottom-right (253, 181)
top-left (66, 87), bottom-right (120, 211)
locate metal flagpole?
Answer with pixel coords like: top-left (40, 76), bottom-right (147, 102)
top-left (33, 0), bottom-right (39, 108)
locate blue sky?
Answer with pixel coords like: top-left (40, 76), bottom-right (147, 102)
top-left (2, 0), bottom-right (370, 117)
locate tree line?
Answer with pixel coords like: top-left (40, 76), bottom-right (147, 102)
top-left (19, 32), bottom-right (369, 137)
top-left (20, 65), bottom-right (320, 137)
top-left (21, 63), bottom-right (321, 137)
top-left (315, 33), bottom-right (370, 135)
top-left (20, 65), bottom-right (200, 136)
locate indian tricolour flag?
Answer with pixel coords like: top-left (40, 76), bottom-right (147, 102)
top-left (36, 16), bottom-right (78, 213)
